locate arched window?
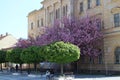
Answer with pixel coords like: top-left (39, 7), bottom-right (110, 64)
top-left (111, 7), bottom-right (120, 27)
top-left (89, 56), bottom-right (94, 64)
top-left (98, 54), bottom-right (103, 64)
top-left (115, 47), bottom-right (120, 64)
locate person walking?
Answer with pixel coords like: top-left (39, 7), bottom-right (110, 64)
top-left (46, 70), bottom-right (50, 80)
top-left (15, 64), bottom-right (18, 72)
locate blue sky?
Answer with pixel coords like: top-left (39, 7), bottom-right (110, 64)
top-left (0, 0), bottom-right (43, 39)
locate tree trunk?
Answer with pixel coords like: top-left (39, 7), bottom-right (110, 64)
top-left (60, 64), bottom-right (64, 75)
top-left (20, 64), bottom-right (22, 73)
top-left (90, 63), bottom-right (92, 74)
top-left (1, 63), bottom-right (2, 71)
top-left (34, 63), bottom-right (37, 72)
top-left (27, 64), bottom-right (30, 74)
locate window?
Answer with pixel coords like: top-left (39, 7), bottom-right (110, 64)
top-left (96, 19), bottom-right (102, 30)
top-left (49, 12), bottom-right (53, 23)
top-left (101, 21), bottom-right (104, 29)
top-left (98, 54), bottom-right (103, 64)
top-left (37, 20), bottom-right (39, 27)
top-left (31, 22), bottom-right (33, 30)
top-left (89, 56), bottom-right (94, 64)
top-left (114, 13), bottom-right (120, 27)
top-left (96, 0), bottom-right (100, 6)
top-left (63, 6), bottom-right (65, 16)
top-left (80, 2), bottom-right (83, 12)
top-left (80, 55), bottom-right (85, 63)
top-left (41, 18), bottom-right (43, 26)
top-left (63, 5), bottom-right (68, 16)
top-left (88, 0), bottom-right (91, 9)
top-left (58, 8), bottom-right (60, 18)
top-left (115, 47), bottom-right (120, 64)
top-left (98, 49), bottom-right (103, 64)
top-left (56, 8), bottom-right (60, 19)
top-left (66, 5), bottom-right (68, 15)
top-left (56, 10), bottom-right (57, 19)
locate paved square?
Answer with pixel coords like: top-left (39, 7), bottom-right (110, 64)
top-left (0, 72), bottom-right (120, 80)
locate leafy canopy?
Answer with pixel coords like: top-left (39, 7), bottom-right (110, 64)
top-left (45, 41), bottom-right (80, 64)
top-left (21, 46), bottom-right (44, 63)
top-left (0, 50), bottom-right (6, 63)
top-left (6, 48), bottom-right (23, 64)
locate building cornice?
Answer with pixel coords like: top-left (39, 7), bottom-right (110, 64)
top-left (27, 10), bottom-right (38, 16)
top-left (41, 0), bottom-right (46, 4)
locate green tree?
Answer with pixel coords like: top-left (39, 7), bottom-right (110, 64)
top-left (45, 41), bottom-right (80, 74)
top-left (21, 46), bottom-right (44, 73)
top-left (6, 48), bottom-right (23, 73)
top-left (0, 50), bottom-right (6, 71)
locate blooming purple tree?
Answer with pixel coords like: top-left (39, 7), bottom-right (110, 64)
top-left (37, 16), bottom-right (103, 56)
top-left (62, 17), bottom-right (103, 56)
top-left (16, 38), bottom-right (35, 48)
top-left (36, 20), bottom-right (74, 46)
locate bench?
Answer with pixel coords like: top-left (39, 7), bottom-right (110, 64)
top-left (64, 72), bottom-right (73, 75)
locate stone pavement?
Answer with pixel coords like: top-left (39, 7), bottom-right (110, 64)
top-left (74, 75), bottom-right (120, 80)
top-left (0, 72), bottom-right (120, 80)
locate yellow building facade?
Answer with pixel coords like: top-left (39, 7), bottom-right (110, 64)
top-left (28, 0), bottom-right (120, 74)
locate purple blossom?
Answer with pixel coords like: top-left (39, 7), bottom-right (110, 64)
top-left (36, 16), bottom-right (103, 56)
top-left (16, 38), bottom-right (35, 48)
